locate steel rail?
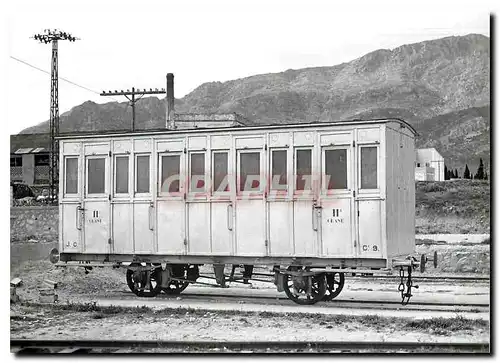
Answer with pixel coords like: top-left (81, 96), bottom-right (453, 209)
top-left (116, 289), bottom-right (489, 309)
top-left (229, 273), bottom-right (490, 282)
top-left (194, 271), bottom-right (490, 283)
top-left (11, 339), bottom-right (489, 353)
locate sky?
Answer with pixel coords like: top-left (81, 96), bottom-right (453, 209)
top-left (2, 0), bottom-right (493, 135)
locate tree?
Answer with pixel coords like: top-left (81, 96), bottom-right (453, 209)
top-left (485, 172), bottom-right (488, 181)
top-left (445, 165), bottom-right (449, 180)
top-left (474, 158), bottom-right (485, 180)
top-left (454, 169), bottom-right (459, 178)
top-left (464, 164), bottom-right (471, 179)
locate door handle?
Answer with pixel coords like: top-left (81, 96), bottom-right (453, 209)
top-left (312, 205), bottom-right (319, 231)
top-left (76, 205), bottom-right (84, 230)
top-left (149, 203), bottom-right (154, 230)
top-left (227, 204), bottom-right (233, 231)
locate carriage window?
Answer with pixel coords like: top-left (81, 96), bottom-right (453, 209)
top-left (213, 152), bottom-right (229, 192)
top-left (239, 152), bottom-right (260, 192)
top-left (295, 149), bottom-right (312, 191)
top-left (136, 155), bottom-right (150, 193)
top-left (161, 155), bottom-right (180, 193)
top-left (65, 157), bottom-right (78, 194)
top-left (190, 153), bottom-right (205, 192)
top-left (325, 149), bottom-right (347, 189)
top-left (115, 156), bottom-right (129, 194)
top-left (271, 150), bottom-right (287, 190)
top-left (88, 158), bottom-right (105, 194)
top-left (361, 147), bottom-right (378, 189)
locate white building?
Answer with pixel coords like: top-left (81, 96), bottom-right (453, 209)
top-left (415, 148), bottom-right (445, 181)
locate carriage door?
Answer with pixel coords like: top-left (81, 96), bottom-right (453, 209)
top-left (186, 148), bottom-right (210, 255)
top-left (293, 147), bottom-right (318, 256)
top-left (61, 152), bottom-right (83, 254)
top-left (356, 143), bottom-right (383, 258)
top-left (319, 142), bottom-right (354, 257)
top-left (110, 148), bottom-right (133, 254)
top-left (235, 138), bottom-right (266, 256)
top-left (267, 147), bottom-right (293, 256)
top-left (83, 145), bottom-right (110, 254)
top-left (156, 140), bottom-right (186, 255)
top-left (210, 149), bottom-right (233, 255)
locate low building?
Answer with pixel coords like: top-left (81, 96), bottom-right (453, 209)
top-left (10, 133), bottom-right (51, 187)
top-left (415, 148), bottom-right (445, 181)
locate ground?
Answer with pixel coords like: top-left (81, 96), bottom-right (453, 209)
top-left (10, 302), bottom-right (489, 343)
top-left (10, 179), bottom-right (491, 350)
top-left (10, 235), bottom-right (490, 347)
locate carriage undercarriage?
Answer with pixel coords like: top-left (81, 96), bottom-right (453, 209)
top-left (124, 263), bottom-right (347, 305)
top-left (53, 248), bottom-right (434, 306)
top-left (53, 246), bottom-right (436, 306)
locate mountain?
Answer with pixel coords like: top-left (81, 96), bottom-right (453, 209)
top-left (19, 34), bottom-right (490, 171)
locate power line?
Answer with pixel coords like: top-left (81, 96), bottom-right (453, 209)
top-left (101, 87), bottom-right (166, 131)
top-left (10, 55), bottom-right (120, 102)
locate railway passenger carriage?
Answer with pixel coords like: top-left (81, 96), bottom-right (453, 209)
top-left (55, 116), bottom-right (429, 305)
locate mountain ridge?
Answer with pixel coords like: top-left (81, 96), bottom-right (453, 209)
top-left (18, 33), bottom-right (490, 172)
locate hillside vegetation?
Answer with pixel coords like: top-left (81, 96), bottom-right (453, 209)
top-left (415, 180), bottom-right (490, 234)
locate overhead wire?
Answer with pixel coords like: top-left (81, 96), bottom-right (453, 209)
top-left (10, 56), bottom-right (122, 102)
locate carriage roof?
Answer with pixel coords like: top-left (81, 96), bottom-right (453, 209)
top-left (56, 118), bottom-right (417, 141)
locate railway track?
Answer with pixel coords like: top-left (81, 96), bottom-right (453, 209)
top-left (113, 289), bottom-right (488, 312)
top-left (348, 275), bottom-right (490, 282)
top-left (11, 339), bottom-right (490, 353)
top-left (196, 271), bottom-right (490, 284)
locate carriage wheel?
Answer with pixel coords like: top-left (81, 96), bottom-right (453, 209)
top-left (323, 272), bottom-right (345, 301)
top-left (162, 264), bottom-right (191, 295)
top-left (283, 266), bottom-right (326, 305)
top-left (126, 264), bottom-right (163, 298)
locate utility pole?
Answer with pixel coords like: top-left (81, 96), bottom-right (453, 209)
top-left (100, 88), bottom-right (166, 131)
top-left (32, 29), bottom-right (78, 205)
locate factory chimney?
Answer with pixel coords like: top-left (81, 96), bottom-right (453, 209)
top-left (166, 73), bottom-right (175, 129)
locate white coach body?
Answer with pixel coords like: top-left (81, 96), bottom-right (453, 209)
top-left (58, 119), bottom-right (416, 270)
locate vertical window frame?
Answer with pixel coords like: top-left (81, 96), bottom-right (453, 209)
top-left (85, 155), bottom-right (107, 198)
top-left (158, 152), bottom-right (183, 197)
top-left (322, 146), bottom-right (350, 192)
top-left (270, 148), bottom-right (288, 192)
top-left (114, 154), bottom-right (130, 196)
top-left (134, 153), bottom-right (151, 196)
top-left (358, 145), bottom-right (379, 191)
top-left (294, 147), bottom-right (313, 193)
top-left (237, 149), bottom-right (262, 194)
top-left (212, 150), bottom-right (230, 195)
top-left (64, 156), bottom-right (79, 196)
top-left (188, 151), bottom-right (207, 195)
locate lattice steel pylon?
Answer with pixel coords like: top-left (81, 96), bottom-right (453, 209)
top-left (32, 29), bottom-right (78, 204)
